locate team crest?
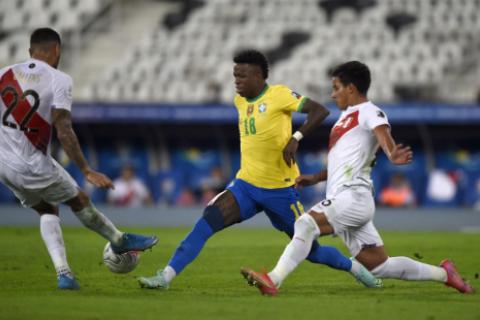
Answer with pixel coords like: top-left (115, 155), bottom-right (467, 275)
top-left (258, 103), bottom-right (267, 113)
top-left (291, 91), bottom-right (302, 99)
top-left (246, 104), bottom-right (254, 116)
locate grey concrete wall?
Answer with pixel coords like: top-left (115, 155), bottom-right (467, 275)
top-left (1, 205), bottom-right (479, 231)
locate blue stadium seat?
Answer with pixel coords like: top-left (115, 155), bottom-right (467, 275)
top-left (90, 188), bottom-right (108, 204)
top-left (97, 146), bottom-right (121, 180)
top-left (464, 170), bottom-right (480, 207)
top-left (173, 148), bottom-right (221, 190)
top-left (128, 145), bottom-right (151, 183)
top-left (151, 168), bottom-right (186, 205)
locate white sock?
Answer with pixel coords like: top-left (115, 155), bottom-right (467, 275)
top-left (74, 202), bottom-right (123, 245)
top-left (40, 214), bottom-right (71, 276)
top-left (268, 214), bottom-right (320, 287)
top-left (350, 258), bottom-right (366, 275)
top-left (371, 256), bottom-right (447, 282)
top-left (163, 265), bottom-right (177, 283)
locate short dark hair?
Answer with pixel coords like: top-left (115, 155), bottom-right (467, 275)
top-left (331, 61), bottom-right (371, 95)
top-left (30, 28), bottom-right (61, 46)
top-left (233, 49), bottom-right (269, 79)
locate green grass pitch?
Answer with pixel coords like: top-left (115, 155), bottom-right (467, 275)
top-left (0, 227), bottom-right (479, 320)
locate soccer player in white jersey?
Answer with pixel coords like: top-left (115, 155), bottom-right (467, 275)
top-left (0, 28), bottom-right (158, 290)
top-left (242, 61), bottom-right (474, 295)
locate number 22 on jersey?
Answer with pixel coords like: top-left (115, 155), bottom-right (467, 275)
top-left (1, 86), bottom-right (40, 133)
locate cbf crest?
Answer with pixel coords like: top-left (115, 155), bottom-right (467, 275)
top-left (258, 102), bottom-right (267, 113)
top-left (246, 104), bottom-right (254, 116)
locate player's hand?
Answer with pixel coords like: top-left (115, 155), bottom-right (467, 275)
top-left (283, 138), bottom-right (299, 167)
top-left (84, 168), bottom-right (114, 189)
top-left (389, 144), bottom-right (413, 165)
top-left (295, 174), bottom-right (319, 188)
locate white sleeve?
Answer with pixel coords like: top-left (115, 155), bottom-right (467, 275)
top-left (52, 72), bottom-right (73, 111)
top-left (360, 105), bottom-right (390, 131)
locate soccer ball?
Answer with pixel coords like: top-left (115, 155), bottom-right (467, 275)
top-left (103, 242), bottom-right (140, 274)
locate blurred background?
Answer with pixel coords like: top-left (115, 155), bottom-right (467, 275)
top-left (1, 0), bottom-right (480, 216)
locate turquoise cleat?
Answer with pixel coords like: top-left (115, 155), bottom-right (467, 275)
top-left (111, 233), bottom-right (158, 254)
top-left (350, 258), bottom-right (383, 288)
top-left (138, 269), bottom-right (169, 289)
top-left (57, 273), bottom-right (80, 290)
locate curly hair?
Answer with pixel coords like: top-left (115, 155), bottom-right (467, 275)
top-left (233, 49), bottom-right (269, 79)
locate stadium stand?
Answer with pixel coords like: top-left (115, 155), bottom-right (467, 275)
top-left (0, 0), bottom-right (112, 65)
top-left (84, 0), bottom-right (480, 103)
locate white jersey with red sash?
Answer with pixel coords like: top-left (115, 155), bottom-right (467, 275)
top-left (0, 59), bottom-right (73, 188)
top-left (326, 101), bottom-right (390, 198)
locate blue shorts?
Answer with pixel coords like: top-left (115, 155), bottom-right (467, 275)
top-left (226, 179), bottom-right (304, 236)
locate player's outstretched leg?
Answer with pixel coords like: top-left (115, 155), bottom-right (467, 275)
top-left (367, 253), bottom-right (474, 294)
top-left (139, 191), bottom-right (238, 289)
top-left (307, 242), bottom-right (383, 288)
top-left (440, 259), bottom-right (475, 294)
top-left (67, 192), bottom-right (158, 253)
top-left (265, 214), bottom-right (319, 289)
top-left (138, 216), bottom-right (215, 289)
top-left (240, 267), bottom-right (278, 296)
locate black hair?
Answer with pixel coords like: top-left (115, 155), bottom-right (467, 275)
top-left (331, 61), bottom-right (371, 95)
top-left (233, 49), bottom-right (269, 79)
top-left (30, 28), bottom-right (61, 46)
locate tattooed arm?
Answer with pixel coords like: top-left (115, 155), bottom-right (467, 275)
top-left (52, 109), bottom-right (113, 189)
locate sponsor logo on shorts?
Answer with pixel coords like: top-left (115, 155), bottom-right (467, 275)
top-left (321, 199), bottom-right (332, 206)
top-left (361, 243), bottom-right (378, 249)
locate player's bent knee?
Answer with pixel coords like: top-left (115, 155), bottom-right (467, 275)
top-left (294, 214), bottom-right (320, 239)
top-left (66, 190), bottom-right (90, 212)
top-left (202, 205), bottom-right (225, 232)
top-left (308, 211), bottom-right (333, 234)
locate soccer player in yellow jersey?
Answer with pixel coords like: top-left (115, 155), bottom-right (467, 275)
top-left (138, 50), bottom-right (380, 291)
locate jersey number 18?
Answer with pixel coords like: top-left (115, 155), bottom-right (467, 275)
top-left (244, 117), bottom-right (256, 135)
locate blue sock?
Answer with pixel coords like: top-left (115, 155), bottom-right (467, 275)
top-left (168, 218), bottom-right (215, 274)
top-left (306, 241), bottom-right (352, 271)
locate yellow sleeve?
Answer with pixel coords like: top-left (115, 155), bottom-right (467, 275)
top-left (275, 85), bottom-right (308, 113)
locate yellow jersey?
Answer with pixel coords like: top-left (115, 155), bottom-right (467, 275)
top-left (234, 84), bottom-right (307, 189)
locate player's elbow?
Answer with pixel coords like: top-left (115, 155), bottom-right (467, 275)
top-left (313, 104), bottom-right (329, 120)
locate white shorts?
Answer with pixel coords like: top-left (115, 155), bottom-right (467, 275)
top-left (310, 186), bottom-right (383, 257)
top-left (0, 160), bottom-right (79, 208)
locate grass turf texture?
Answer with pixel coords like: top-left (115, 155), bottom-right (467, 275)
top-left (0, 227), bottom-right (479, 320)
